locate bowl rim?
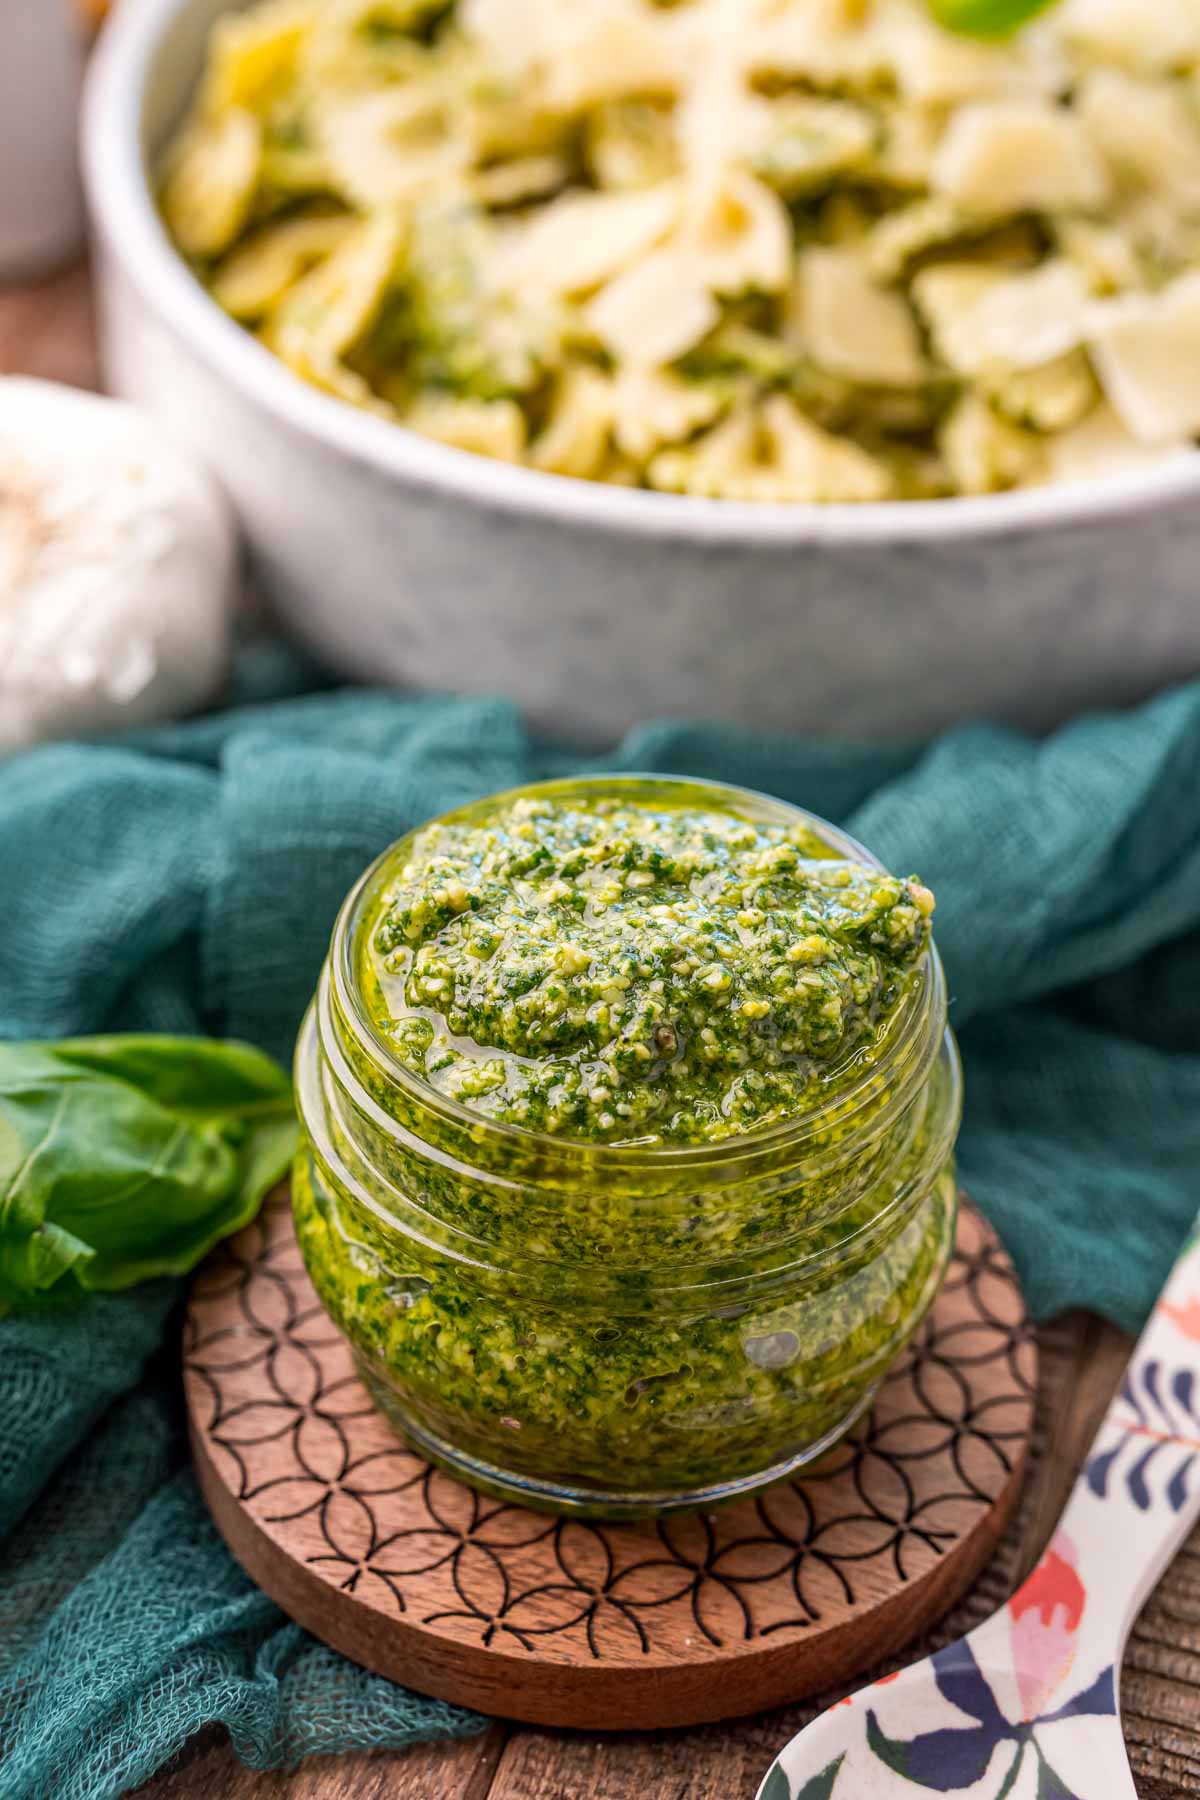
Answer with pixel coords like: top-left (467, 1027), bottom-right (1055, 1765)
top-left (81, 0), bottom-right (1200, 549)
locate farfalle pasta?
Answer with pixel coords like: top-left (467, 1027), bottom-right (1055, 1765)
top-left (162, 0), bottom-right (1200, 502)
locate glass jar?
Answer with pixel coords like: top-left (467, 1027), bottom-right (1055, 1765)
top-left (292, 776), bottom-right (962, 1518)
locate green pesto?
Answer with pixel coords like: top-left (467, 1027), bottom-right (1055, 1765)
top-left (293, 1148), bottom-right (957, 1501)
top-left (293, 778), bottom-right (960, 1515)
top-left (361, 791), bottom-right (935, 1146)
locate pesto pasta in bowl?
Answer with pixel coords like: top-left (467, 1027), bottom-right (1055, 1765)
top-left (159, 0), bottom-right (1200, 502)
top-left (82, 0), bottom-right (1200, 741)
top-left (292, 776), bottom-right (962, 1516)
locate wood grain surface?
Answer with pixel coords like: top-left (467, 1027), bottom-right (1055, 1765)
top-left (3, 266), bottom-right (1198, 1799)
top-left (0, 262), bottom-right (98, 389)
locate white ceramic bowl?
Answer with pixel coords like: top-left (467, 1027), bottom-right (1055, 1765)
top-left (82, 0), bottom-right (1200, 743)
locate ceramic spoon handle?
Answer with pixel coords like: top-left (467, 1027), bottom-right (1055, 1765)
top-left (1014, 1215), bottom-right (1200, 1644)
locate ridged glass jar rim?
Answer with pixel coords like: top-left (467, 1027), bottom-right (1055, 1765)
top-left (328, 772), bottom-right (946, 1176)
top-left (297, 1002), bottom-right (961, 1303)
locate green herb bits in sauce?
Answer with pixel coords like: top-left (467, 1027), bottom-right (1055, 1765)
top-left (293, 777), bottom-right (962, 1517)
top-left (364, 792), bottom-right (935, 1145)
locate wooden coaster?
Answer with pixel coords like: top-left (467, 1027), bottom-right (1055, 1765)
top-left (184, 1190), bottom-right (1036, 1731)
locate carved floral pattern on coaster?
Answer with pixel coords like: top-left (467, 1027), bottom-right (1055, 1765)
top-left (184, 1194), bottom-right (1036, 1664)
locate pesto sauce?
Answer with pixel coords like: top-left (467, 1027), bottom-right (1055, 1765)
top-left (293, 780), bottom-right (960, 1514)
top-left (293, 1150), bottom-right (957, 1498)
top-left (363, 793), bottom-right (936, 1146)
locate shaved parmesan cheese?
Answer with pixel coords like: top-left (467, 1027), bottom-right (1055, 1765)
top-left (494, 184), bottom-right (680, 297)
top-left (1087, 271), bottom-right (1200, 442)
top-left (161, 0), bottom-right (1200, 503)
top-left (798, 248), bottom-right (926, 387)
top-left (931, 100), bottom-right (1109, 215)
top-left (913, 259), bottom-right (1091, 374)
top-left (1078, 70), bottom-right (1200, 211)
top-left (586, 251), bottom-right (719, 367)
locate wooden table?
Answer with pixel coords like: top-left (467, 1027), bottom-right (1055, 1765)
top-left (5, 264), bottom-right (1200, 1800)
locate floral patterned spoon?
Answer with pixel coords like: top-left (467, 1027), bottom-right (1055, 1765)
top-left (758, 1216), bottom-right (1200, 1800)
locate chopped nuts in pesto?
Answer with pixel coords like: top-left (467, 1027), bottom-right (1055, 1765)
top-left (364, 792), bottom-right (936, 1145)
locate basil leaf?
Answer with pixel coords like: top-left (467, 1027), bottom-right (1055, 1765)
top-left (927, 0), bottom-right (1057, 36)
top-left (0, 1035), bottom-right (297, 1308)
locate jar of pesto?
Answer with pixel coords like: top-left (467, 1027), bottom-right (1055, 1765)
top-left (293, 776), bottom-right (962, 1518)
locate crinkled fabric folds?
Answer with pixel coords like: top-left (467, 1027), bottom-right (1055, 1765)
top-left (3, 662), bottom-right (1199, 1796)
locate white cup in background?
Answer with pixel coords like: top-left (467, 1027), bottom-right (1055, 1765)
top-left (0, 0), bottom-right (87, 279)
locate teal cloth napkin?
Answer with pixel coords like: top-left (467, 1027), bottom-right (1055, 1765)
top-left (3, 667), bottom-right (1200, 1798)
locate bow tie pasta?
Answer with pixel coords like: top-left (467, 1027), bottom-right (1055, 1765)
top-left (162, 0), bottom-right (1200, 501)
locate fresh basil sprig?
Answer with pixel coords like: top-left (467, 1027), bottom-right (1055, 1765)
top-left (0, 1035), bottom-right (297, 1308)
top-left (928, 0), bottom-right (1058, 37)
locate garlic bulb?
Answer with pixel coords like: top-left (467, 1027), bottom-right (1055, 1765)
top-left (0, 379), bottom-right (236, 749)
